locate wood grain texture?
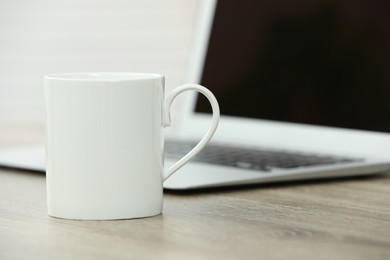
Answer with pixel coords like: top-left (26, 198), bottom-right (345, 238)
top-left (0, 124), bottom-right (389, 260)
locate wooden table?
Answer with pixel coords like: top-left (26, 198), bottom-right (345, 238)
top-left (1, 124), bottom-right (389, 260)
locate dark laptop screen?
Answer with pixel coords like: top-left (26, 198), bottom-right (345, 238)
top-left (196, 0), bottom-right (390, 133)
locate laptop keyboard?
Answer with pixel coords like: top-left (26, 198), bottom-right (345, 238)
top-left (165, 140), bottom-right (363, 172)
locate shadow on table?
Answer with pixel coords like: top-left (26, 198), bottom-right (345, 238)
top-left (164, 172), bottom-right (390, 195)
top-left (1, 165), bottom-right (388, 195)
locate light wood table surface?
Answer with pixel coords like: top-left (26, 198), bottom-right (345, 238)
top-left (0, 124), bottom-right (389, 260)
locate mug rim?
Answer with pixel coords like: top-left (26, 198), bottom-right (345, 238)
top-left (45, 72), bottom-right (164, 82)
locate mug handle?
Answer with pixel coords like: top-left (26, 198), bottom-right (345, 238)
top-left (162, 84), bottom-right (220, 181)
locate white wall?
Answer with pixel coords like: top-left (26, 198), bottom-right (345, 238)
top-left (0, 0), bottom-right (200, 123)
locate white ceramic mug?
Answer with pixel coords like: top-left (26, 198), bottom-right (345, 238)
top-left (44, 72), bottom-right (219, 220)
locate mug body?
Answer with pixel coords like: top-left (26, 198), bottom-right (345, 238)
top-left (44, 73), bottom-right (164, 220)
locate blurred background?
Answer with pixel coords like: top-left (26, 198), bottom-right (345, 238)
top-left (0, 0), bottom-right (200, 124)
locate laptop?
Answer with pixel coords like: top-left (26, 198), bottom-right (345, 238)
top-left (1, 0), bottom-right (390, 189)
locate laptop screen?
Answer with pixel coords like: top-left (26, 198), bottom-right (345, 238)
top-left (195, 0), bottom-right (390, 133)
